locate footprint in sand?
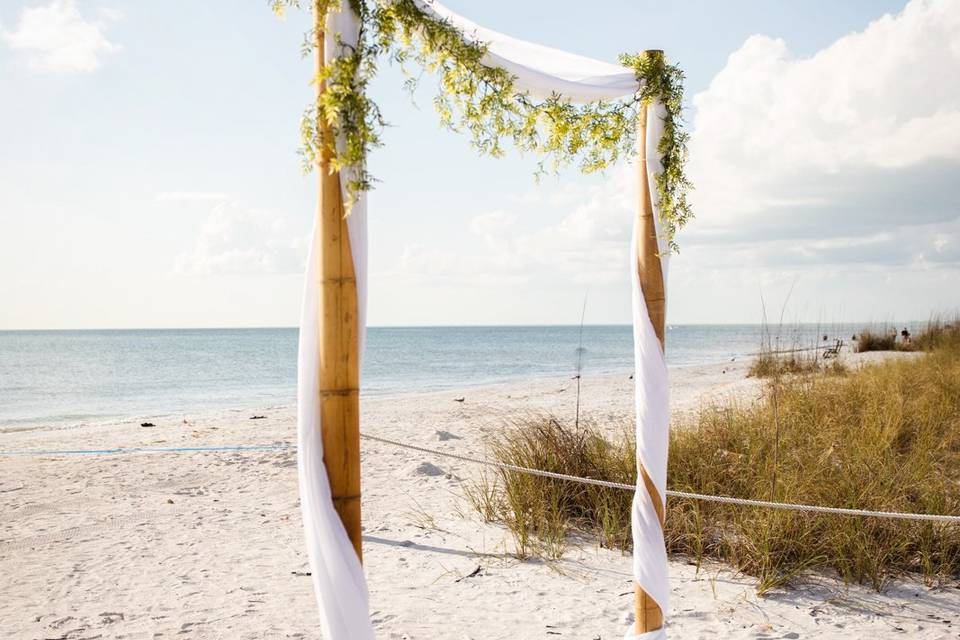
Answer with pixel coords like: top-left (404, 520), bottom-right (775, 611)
top-left (410, 461), bottom-right (445, 477)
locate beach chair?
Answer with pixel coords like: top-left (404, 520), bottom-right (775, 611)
top-left (823, 339), bottom-right (844, 358)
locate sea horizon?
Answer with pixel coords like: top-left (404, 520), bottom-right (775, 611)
top-left (0, 319), bottom-right (932, 332)
top-left (0, 322), bottom-right (904, 430)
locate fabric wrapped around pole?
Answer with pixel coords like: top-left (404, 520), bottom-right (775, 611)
top-left (297, 2), bottom-right (669, 638)
top-left (624, 99), bottom-right (670, 640)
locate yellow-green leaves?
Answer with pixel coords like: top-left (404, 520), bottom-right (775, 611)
top-left (280, 0), bottom-right (692, 246)
top-left (270, 0), bottom-right (294, 19)
top-left (621, 51), bottom-right (693, 249)
top-left (378, 1), bottom-right (646, 194)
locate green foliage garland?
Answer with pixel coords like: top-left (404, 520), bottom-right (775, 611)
top-left (274, 0), bottom-right (692, 246)
top-left (620, 51), bottom-right (693, 244)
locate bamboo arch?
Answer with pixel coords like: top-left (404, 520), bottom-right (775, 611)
top-left (311, 8), bottom-right (671, 638)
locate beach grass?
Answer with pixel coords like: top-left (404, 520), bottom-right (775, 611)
top-left (855, 316), bottom-right (959, 353)
top-left (854, 329), bottom-right (898, 352)
top-left (747, 349), bottom-right (847, 378)
top-left (468, 323), bottom-right (960, 592)
top-left (747, 317), bottom-right (847, 378)
top-left (466, 415), bottom-right (635, 560)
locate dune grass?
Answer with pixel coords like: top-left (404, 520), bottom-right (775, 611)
top-left (466, 416), bottom-right (636, 560)
top-left (855, 317), bottom-right (959, 353)
top-left (747, 350), bottom-right (847, 378)
top-left (747, 318), bottom-right (847, 378)
top-left (468, 324), bottom-right (960, 592)
top-left (854, 329), bottom-right (898, 352)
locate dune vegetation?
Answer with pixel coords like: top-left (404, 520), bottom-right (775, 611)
top-left (468, 322), bottom-right (960, 593)
top-left (855, 317), bottom-right (959, 353)
top-left (746, 349), bottom-right (846, 378)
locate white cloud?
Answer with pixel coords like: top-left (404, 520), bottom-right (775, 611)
top-left (175, 202), bottom-right (305, 276)
top-left (469, 210), bottom-right (515, 239)
top-left (387, 167), bottom-right (638, 288)
top-left (687, 0), bottom-right (960, 239)
top-left (383, 0), bottom-right (960, 323)
top-left (1, 0), bottom-right (120, 73)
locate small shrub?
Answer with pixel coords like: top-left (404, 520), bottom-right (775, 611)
top-left (855, 319), bottom-right (960, 353)
top-left (911, 316), bottom-right (960, 351)
top-left (854, 329), bottom-right (898, 352)
top-left (465, 416), bottom-right (635, 559)
top-left (747, 351), bottom-right (838, 378)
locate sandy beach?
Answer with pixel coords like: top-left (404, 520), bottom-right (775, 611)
top-left (2, 353), bottom-right (957, 639)
top-left (4, 0), bottom-right (959, 635)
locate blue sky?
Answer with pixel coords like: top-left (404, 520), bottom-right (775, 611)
top-left (1, 0), bottom-right (958, 329)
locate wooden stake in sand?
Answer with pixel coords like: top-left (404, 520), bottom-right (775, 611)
top-left (315, 12), bottom-right (363, 562)
top-left (634, 49), bottom-right (667, 635)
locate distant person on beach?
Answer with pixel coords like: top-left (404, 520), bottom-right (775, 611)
top-left (901, 327), bottom-right (911, 344)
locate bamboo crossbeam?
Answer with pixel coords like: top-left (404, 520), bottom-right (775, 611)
top-left (634, 49), bottom-right (666, 635)
top-left (315, 11), bottom-right (363, 562)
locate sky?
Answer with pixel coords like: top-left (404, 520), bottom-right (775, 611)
top-left (1, 0), bottom-right (958, 329)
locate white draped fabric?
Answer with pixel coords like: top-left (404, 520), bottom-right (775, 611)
top-left (297, 2), bottom-right (669, 638)
top-left (297, 3), bottom-right (374, 640)
top-left (413, 0), bottom-right (640, 102)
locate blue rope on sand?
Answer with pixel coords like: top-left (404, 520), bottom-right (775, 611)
top-left (0, 443), bottom-right (295, 457)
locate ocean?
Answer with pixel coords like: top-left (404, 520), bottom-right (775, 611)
top-left (0, 324), bottom-right (873, 428)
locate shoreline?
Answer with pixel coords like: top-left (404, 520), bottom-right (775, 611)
top-left (1, 348), bottom-right (917, 446)
top-left (0, 345), bottom-right (889, 437)
top-left (0, 358), bottom-right (735, 436)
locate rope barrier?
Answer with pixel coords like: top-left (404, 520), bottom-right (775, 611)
top-left (4, 435), bottom-right (958, 524)
top-left (359, 433), bottom-right (960, 524)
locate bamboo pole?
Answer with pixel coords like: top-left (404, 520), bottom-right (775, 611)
top-left (634, 49), bottom-right (667, 635)
top-left (315, 9), bottom-right (363, 561)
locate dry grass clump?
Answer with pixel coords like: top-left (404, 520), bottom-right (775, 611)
top-left (466, 416), bottom-right (635, 559)
top-left (854, 329), bottom-right (898, 352)
top-left (747, 350), bottom-right (847, 378)
top-left (855, 317), bottom-right (960, 353)
top-left (911, 317), bottom-right (960, 351)
top-left (748, 320), bottom-right (849, 378)
top-left (469, 340), bottom-right (960, 592)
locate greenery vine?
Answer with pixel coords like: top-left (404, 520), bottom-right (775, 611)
top-left (273, 0), bottom-right (692, 247)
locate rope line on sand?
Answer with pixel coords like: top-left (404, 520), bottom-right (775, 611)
top-left (359, 434), bottom-right (960, 524)
top-left (4, 436), bottom-right (958, 524)
top-left (0, 443), bottom-right (295, 456)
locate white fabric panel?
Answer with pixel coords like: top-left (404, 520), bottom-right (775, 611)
top-left (297, 2), bottom-right (375, 640)
top-left (328, 1), bottom-right (370, 357)
top-left (412, 0), bottom-right (641, 103)
top-left (625, 100), bottom-right (671, 638)
top-left (297, 225), bottom-right (374, 640)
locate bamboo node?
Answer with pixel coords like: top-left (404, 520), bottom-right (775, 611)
top-left (318, 388), bottom-right (360, 396)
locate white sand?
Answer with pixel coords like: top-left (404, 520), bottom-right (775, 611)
top-left (1, 352), bottom-right (956, 639)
